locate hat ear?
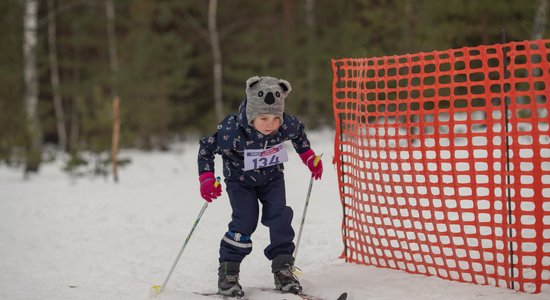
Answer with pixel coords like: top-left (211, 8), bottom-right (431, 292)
top-left (246, 76), bottom-right (261, 88)
top-left (278, 79), bottom-right (292, 94)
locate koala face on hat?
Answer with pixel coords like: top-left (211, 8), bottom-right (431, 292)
top-left (245, 76), bottom-right (292, 125)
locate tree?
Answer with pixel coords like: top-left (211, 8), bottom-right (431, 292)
top-left (305, 0), bottom-right (317, 125)
top-left (23, 0), bottom-right (41, 175)
top-left (48, 0), bottom-right (68, 152)
top-left (209, 0), bottom-right (224, 121)
top-left (106, 0), bottom-right (121, 182)
top-left (532, 0), bottom-right (549, 39)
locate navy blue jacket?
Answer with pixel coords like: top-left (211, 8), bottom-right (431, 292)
top-left (198, 99), bottom-right (311, 186)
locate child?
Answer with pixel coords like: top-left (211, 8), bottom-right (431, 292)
top-left (197, 76), bottom-right (323, 297)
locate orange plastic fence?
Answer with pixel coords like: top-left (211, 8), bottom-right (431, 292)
top-left (332, 40), bottom-right (550, 293)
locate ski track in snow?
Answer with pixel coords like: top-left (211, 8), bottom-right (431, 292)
top-left (1, 129), bottom-right (548, 300)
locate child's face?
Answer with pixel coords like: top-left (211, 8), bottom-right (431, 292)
top-left (252, 114), bottom-right (281, 135)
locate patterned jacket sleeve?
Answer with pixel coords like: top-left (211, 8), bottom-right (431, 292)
top-left (198, 131), bottom-right (220, 175)
top-left (286, 114), bottom-right (311, 155)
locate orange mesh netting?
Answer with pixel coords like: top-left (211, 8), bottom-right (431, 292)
top-left (332, 40), bottom-right (550, 293)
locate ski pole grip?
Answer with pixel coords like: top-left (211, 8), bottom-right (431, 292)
top-left (214, 176), bottom-right (221, 188)
top-left (313, 154), bottom-right (323, 167)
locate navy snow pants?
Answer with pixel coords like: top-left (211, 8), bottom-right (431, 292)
top-left (219, 174), bottom-right (295, 263)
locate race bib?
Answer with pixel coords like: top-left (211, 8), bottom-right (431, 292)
top-left (243, 143), bottom-right (288, 171)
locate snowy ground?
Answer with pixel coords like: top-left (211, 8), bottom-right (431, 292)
top-left (1, 129), bottom-right (548, 300)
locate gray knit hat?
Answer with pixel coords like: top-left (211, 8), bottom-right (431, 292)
top-left (245, 76), bottom-right (292, 125)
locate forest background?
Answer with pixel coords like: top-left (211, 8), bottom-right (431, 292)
top-left (1, 0), bottom-right (549, 176)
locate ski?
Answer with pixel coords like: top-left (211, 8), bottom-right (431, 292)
top-left (194, 289), bottom-right (346, 300)
top-left (193, 291), bottom-right (249, 300)
top-left (257, 287), bottom-right (347, 300)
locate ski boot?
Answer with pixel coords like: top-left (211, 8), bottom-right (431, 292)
top-left (272, 255), bottom-right (302, 295)
top-left (218, 261), bottom-right (244, 297)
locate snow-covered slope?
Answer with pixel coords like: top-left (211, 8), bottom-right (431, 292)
top-left (1, 129), bottom-right (548, 300)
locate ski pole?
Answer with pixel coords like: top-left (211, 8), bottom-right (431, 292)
top-left (293, 154), bottom-right (322, 259)
top-left (151, 177), bottom-right (220, 296)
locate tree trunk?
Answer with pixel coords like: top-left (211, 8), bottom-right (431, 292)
top-left (106, 0), bottom-right (119, 92)
top-left (23, 0), bottom-right (41, 175)
top-left (208, 0), bottom-right (224, 121)
top-left (532, 0), bottom-right (548, 40)
top-left (70, 96), bottom-right (82, 155)
top-left (106, 0), bottom-right (121, 182)
top-left (282, 0), bottom-right (296, 94)
top-left (305, 0), bottom-right (316, 125)
top-left (532, 0), bottom-right (548, 103)
top-left (401, 0), bottom-right (413, 53)
top-left (48, 0), bottom-right (68, 152)
top-left (67, 18), bottom-right (81, 155)
top-left (112, 95), bottom-right (120, 176)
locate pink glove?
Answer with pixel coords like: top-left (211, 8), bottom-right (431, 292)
top-left (299, 149), bottom-right (323, 180)
top-left (199, 172), bottom-right (222, 202)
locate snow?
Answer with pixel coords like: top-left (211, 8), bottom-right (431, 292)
top-left (1, 129), bottom-right (548, 300)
